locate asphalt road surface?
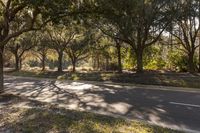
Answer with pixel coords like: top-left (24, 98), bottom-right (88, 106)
top-left (4, 76), bottom-right (200, 133)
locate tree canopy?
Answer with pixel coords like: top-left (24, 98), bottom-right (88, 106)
top-left (0, 0), bottom-right (200, 92)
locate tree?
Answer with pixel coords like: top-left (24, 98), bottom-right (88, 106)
top-left (47, 24), bottom-right (75, 72)
top-left (96, 0), bottom-right (172, 73)
top-left (66, 30), bottom-right (91, 72)
top-left (99, 31), bottom-right (123, 73)
top-left (168, 0), bottom-right (200, 73)
top-left (90, 36), bottom-right (112, 71)
top-left (99, 29), bottom-right (123, 73)
top-left (37, 40), bottom-right (49, 71)
top-left (0, 0), bottom-right (94, 92)
top-left (0, 0), bottom-right (44, 92)
top-left (32, 32), bottom-right (50, 71)
top-left (6, 32), bottom-right (37, 71)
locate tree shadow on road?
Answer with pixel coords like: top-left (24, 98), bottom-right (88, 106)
top-left (4, 77), bottom-right (200, 131)
top-left (0, 94), bottom-right (179, 133)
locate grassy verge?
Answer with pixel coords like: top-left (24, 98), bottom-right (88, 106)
top-left (0, 94), bottom-right (181, 133)
top-left (5, 70), bottom-right (200, 88)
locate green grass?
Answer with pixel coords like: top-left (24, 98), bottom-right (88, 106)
top-left (0, 94), bottom-right (181, 133)
top-left (3, 108), bottom-right (180, 133)
top-left (5, 70), bottom-right (200, 88)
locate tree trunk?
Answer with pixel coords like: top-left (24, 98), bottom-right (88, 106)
top-left (188, 52), bottom-right (195, 73)
top-left (41, 53), bottom-right (46, 71)
top-left (136, 49), bottom-right (144, 73)
top-left (199, 42), bottom-right (200, 73)
top-left (57, 52), bottom-right (63, 72)
top-left (72, 61), bottom-right (76, 73)
top-left (92, 56), bottom-right (96, 70)
top-left (116, 42), bottom-right (122, 73)
top-left (14, 53), bottom-right (20, 71)
top-left (0, 46), bottom-right (4, 93)
top-left (105, 57), bottom-right (109, 71)
top-left (97, 55), bottom-right (100, 70)
top-left (19, 58), bottom-right (22, 70)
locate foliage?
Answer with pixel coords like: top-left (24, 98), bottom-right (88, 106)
top-left (123, 45), bottom-right (167, 70)
top-left (145, 59), bottom-right (166, 70)
top-left (1, 0), bottom-right (200, 91)
top-left (168, 50), bottom-right (186, 72)
top-left (94, 0), bottom-right (173, 72)
top-left (167, 0), bottom-right (200, 72)
top-left (123, 47), bottom-right (136, 70)
top-left (168, 50), bottom-right (199, 72)
top-left (144, 45), bottom-right (166, 70)
top-left (66, 25), bottom-right (92, 72)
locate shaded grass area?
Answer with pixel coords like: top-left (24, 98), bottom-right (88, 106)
top-left (0, 94), bottom-right (181, 133)
top-left (5, 70), bottom-right (200, 88)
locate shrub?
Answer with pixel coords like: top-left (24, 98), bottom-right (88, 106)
top-left (168, 50), bottom-right (192, 72)
top-left (145, 58), bottom-right (166, 70)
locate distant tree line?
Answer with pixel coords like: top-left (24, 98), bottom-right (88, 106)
top-left (0, 0), bottom-right (200, 92)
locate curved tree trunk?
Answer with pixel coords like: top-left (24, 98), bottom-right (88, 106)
top-left (0, 46), bottom-right (4, 93)
top-left (57, 52), bottom-right (63, 72)
top-left (136, 49), bottom-right (144, 73)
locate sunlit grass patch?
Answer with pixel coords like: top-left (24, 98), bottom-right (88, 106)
top-left (0, 94), bottom-right (181, 133)
top-left (2, 108), bottom-right (181, 133)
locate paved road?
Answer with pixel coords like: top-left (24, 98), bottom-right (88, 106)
top-left (4, 76), bottom-right (200, 133)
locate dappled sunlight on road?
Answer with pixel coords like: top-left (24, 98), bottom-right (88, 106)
top-left (54, 81), bottom-right (94, 91)
top-left (4, 76), bottom-right (200, 132)
top-left (4, 77), bottom-right (133, 116)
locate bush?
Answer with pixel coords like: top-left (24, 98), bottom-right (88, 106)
top-left (145, 58), bottom-right (166, 70)
top-left (168, 50), bottom-right (188, 72)
top-left (27, 60), bottom-right (39, 67)
top-left (123, 46), bottom-right (167, 71)
top-left (107, 63), bottom-right (119, 71)
top-left (144, 45), bottom-right (166, 70)
top-left (123, 48), bottom-right (136, 70)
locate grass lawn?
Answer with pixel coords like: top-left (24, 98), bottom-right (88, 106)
top-left (0, 94), bottom-right (181, 133)
top-left (5, 70), bottom-right (200, 88)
